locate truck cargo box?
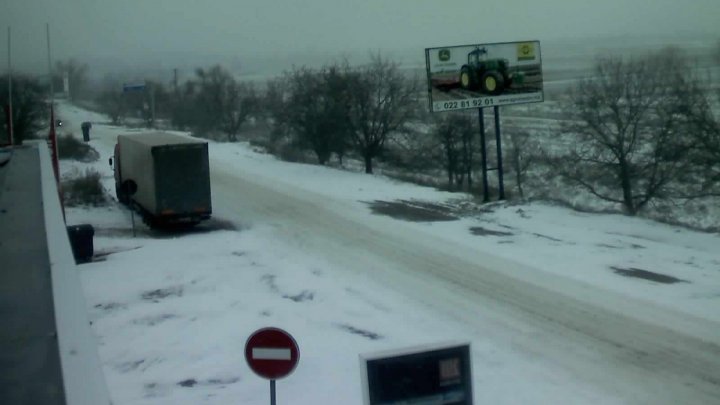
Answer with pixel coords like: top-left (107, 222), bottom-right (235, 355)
top-left (115, 132), bottom-right (211, 226)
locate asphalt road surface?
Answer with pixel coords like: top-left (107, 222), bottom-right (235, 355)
top-left (211, 163), bottom-right (720, 404)
top-left (0, 145), bottom-right (66, 404)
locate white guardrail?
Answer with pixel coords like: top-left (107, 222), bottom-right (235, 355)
top-left (38, 142), bottom-right (113, 405)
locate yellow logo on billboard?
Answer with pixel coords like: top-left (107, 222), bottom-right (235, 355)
top-left (517, 42), bottom-right (536, 61)
top-left (438, 49), bottom-right (451, 62)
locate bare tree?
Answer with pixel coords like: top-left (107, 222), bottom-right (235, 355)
top-left (433, 113), bottom-right (474, 189)
top-left (271, 64), bottom-right (352, 165)
top-left (263, 77), bottom-right (291, 144)
top-left (96, 89), bottom-right (125, 125)
top-left (55, 59), bottom-right (89, 102)
top-left (683, 54), bottom-right (720, 194)
top-left (346, 54), bottom-right (418, 174)
top-left (170, 80), bottom-right (199, 131)
top-left (192, 65), bottom-right (257, 141)
top-left (557, 50), bottom-right (702, 215)
top-left (93, 75), bottom-right (127, 124)
top-left (506, 127), bottom-right (536, 199)
top-left (1, 74), bottom-right (47, 145)
top-left (220, 81), bottom-right (257, 142)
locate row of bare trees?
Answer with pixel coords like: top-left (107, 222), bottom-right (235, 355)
top-left (553, 48), bottom-right (720, 215)
top-left (0, 58), bottom-right (90, 145)
top-left (267, 56), bottom-right (418, 173)
top-left (88, 46), bottom-right (719, 218)
top-left (0, 74), bottom-right (47, 145)
top-left (94, 65), bottom-right (259, 141)
top-left (170, 66), bottom-right (259, 142)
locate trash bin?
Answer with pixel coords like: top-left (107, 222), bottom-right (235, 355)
top-left (67, 224), bottom-right (94, 263)
top-left (81, 122), bottom-right (92, 142)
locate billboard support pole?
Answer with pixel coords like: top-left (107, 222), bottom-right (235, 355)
top-left (478, 108), bottom-right (489, 202)
top-left (466, 114), bottom-right (472, 190)
top-left (493, 106), bottom-right (505, 200)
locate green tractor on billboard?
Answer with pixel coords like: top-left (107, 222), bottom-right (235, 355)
top-left (459, 47), bottom-right (521, 95)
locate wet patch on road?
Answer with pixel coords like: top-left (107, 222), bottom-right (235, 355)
top-left (132, 313), bottom-right (179, 326)
top-left (151, 218), bottom-right (238, 236)
top-left (94, 302), bottom-right (127, 312)
top-left (115, 359), bottom-right (147, 373)
top-left (177, 376), bottom-right (240, 388)
top-left (178, 379), bottom-right (198, 387)
top-left (114, 357), bottom-right (163, 373)
top-left (141, 286), bottom-right (184, 302)
top-left (283, 290), bottom-right (314, 302)
top-left (605, 231), bottom-right (662, 244)
top-left (469, 226), bottom-right (513, 237)
top-left (262, 274), bottom-right (315, 302)
top-left (368, 200), bottom-right (458, 222)
top-left (260, 274), bottom-right (279, 293)
top-left (93, 217), bottom-right (239, 239)
top-left (337, 323), bottom-right (382, 340)
top-left (597, 242), bottom-right (646, 249)
top-left (532, 232), bottom-right (565, 243)
top-left (610, 266), bottom-right (688, 284)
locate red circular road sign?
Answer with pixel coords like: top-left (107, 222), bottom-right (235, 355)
top-left (245, 327), bottom-right (300, 380)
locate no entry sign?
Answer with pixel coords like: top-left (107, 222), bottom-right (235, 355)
top-left (245, 327), bottom-right (300, 380)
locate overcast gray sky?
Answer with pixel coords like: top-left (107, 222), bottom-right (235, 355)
top-left (2, 0), bottom-right (719, 76)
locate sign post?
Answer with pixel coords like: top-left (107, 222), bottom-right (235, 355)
top-left (245, 327), bottom-right (300, 405)
top-left (122, 82), bottom-right (146, 92)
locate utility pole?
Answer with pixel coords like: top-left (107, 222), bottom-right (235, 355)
top-left (47, 23), bottom-right (64, 220)
top-left (150, 84), bottom-right (156, 128)
top-left (7, 26), bottom-right (13, 145)
top-left (47, 23), bottom-right (54, 102)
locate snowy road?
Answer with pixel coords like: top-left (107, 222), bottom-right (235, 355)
top-left (210, 163), bottom-right (720, 404)
top-left (56, 101), bottom-right (720, 403)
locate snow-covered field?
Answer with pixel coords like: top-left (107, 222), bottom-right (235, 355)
top-left (56, 101), bottom-right (720, 404)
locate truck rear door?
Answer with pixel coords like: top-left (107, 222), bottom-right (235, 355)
top-left (153, 143), bottom-right (211, 217)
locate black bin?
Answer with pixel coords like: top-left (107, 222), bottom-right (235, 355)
top-left (67, 224), bottom-right (94, 263)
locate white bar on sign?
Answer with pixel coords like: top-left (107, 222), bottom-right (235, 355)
top-left (253, 348), bottom-right (291, 360)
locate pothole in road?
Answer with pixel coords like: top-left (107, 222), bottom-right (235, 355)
top-left (610, 266), bottom-right (689, 284)
top-left (367, 200), bottom-right (458, 222)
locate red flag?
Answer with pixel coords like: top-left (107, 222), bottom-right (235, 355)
top-left (49, 104), bottom-right (60, 182)
top-left (2, 104), bottom-right (11, 146)
top-left (48, 103), bottom-right (65, 222)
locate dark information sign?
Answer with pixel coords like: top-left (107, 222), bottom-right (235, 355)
top-left (360, 342), bottom-right (473, 405)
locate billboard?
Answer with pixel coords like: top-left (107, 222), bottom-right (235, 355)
top-left (360, 342), bottom-right (473, 405)
top-left (425, 41), bottom-right (543, 112)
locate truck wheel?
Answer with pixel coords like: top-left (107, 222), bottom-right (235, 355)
top-left (115, 185), bottom-right (128, 205)
top-left (460, 67), bottom-right (476, 90)
top-left (481, 71), bottom-right (505, 95)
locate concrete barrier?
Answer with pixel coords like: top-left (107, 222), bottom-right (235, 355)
top-left (39, 142), bottom-right (113, 405)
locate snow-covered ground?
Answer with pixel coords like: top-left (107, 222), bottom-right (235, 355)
top-left (55, 101), bottom-right (720, 404)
